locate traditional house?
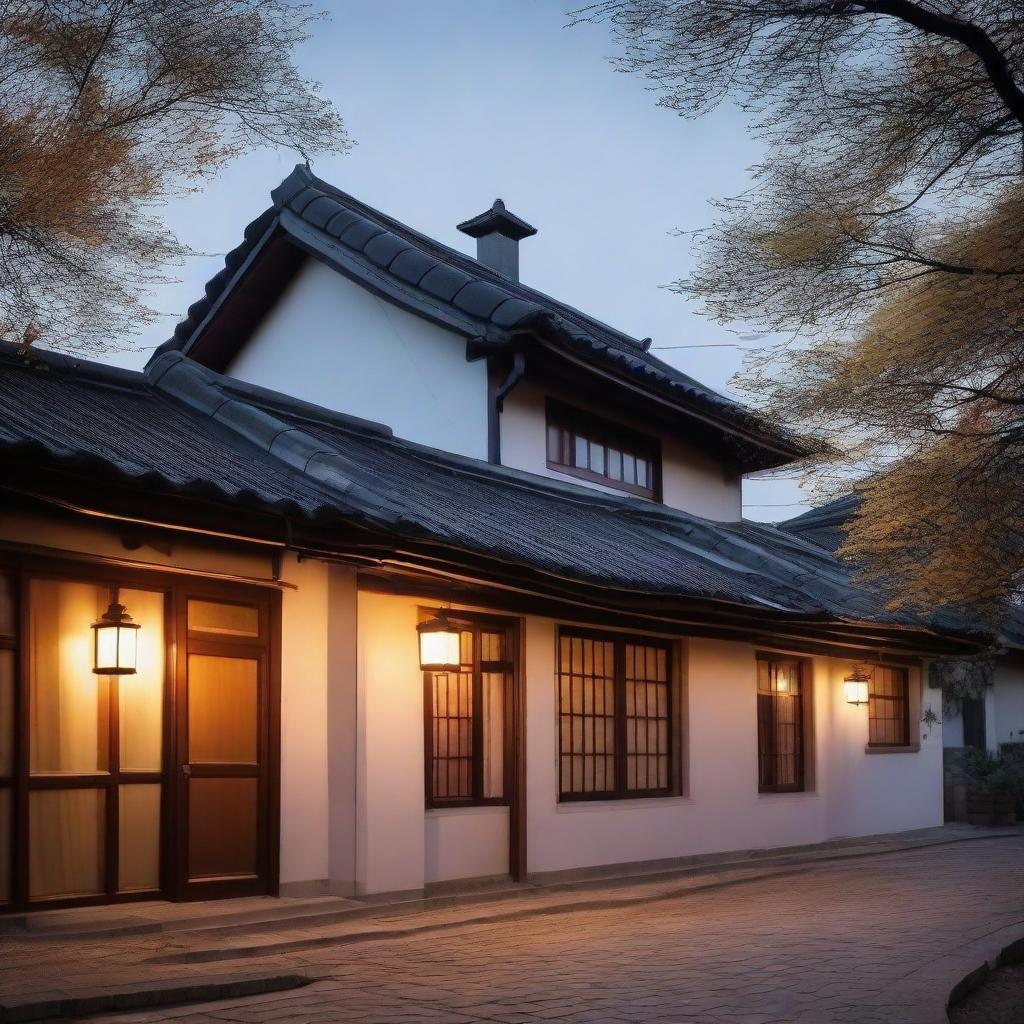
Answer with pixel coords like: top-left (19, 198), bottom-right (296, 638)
top-left (0, 167), bottom-right (984, 912)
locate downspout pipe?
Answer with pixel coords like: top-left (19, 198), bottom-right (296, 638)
top-left (488, 350), bottom-right (526, 465)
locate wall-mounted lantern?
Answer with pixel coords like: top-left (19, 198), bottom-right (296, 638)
top-left (92, 592), bottom-right (140, 675)
top-left (417, 608), bottom-right (461, 672)
top-left (843, 664), bottom-right (871, 705)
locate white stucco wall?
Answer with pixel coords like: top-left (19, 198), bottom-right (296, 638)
top-left (500, 379), bottom-right (743, 521)
top-left (227, 258), bottom-right (489, 459)
top-left (525, 627), bottom-right (942, 876)
top-left (424, 807), bottom-right (509, 883)
top-left (278, 554), bottom-right (330, 889)
top-left (353, 591), bottom-right (943, 893)
top-left (355, 591), bottom-right (512, 893)
top-left (994, 664), bottom-right (1024, 746)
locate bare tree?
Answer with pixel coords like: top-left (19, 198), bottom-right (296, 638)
top-left (0, 0), bottom-right (349, 354)
top-left (578, 1), bottom-right (1024, 621)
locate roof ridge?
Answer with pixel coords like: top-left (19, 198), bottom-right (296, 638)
top-left (288, 166), bottom-right (652, 353)
top-left (146, 352), bottom-right (403, 525)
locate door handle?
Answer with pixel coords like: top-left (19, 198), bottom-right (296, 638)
top-left (181, 764), bottom-right (192, 778)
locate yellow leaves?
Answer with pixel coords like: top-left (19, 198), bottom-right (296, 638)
top-left (757, 205), bottom-right (868, 268)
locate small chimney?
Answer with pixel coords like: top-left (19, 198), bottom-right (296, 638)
top-left (457, 199), bottom-right (537, 282)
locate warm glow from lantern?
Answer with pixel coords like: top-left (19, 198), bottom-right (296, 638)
top-left (92, 599), bottom-right (141, 675)
top-left (417, 610), bottom-right (461, 672)
top-left (843, 679), bottom-right (870, 705)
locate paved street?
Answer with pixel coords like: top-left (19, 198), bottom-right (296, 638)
top-left (5, 834), bottom-right (1024, 1024)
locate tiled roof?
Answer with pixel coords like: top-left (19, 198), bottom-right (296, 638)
top-left (156, 165), bottom-right (810, 469)
top-left (0, 345), bottom-right (343, 518)
top-left (0, 343), bottom-right (984, 650)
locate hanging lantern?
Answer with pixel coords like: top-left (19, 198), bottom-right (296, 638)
top-left (417, 609), bottom-right (461, 672)
top-left (843, 664), bottom-right (871, 705)
top-left (92, 594), bottom-right (140, 675)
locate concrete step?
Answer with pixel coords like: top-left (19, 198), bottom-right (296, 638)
top-left (0, 971), bottom-right (311, 1022)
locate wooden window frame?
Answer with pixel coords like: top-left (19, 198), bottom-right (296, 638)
top-left (423, 612), bottom-right (517, 810)
top-left (545, 399), bottom-right (662, 500)
top-left (756, 653), bottom-right (808, 794)
top-left (557, 627), bottom-right (679, 802)
top-left (867, 665), bottom-right (911, 748)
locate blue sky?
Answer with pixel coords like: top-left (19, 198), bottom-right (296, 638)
top-left (106, 1), bottom-right (807, 520)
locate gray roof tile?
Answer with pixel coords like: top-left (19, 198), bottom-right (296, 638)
top-left (363, 232), bottom-right (412, 270)
top-left (303, 195), bottom-right (343, 230)
top-left (451, 280), bottom-right (511, 320)
top-left (389, 248), bottom-right (438, 287)
top-left (419, 265), bottom-right (476, 303)
top-left (324, 209), bottom-right (363, 238)
top-left (338, 218), bottom-right (386, 250)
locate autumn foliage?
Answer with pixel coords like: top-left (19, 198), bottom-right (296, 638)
top-left (583, 1), bottom-right (1024, 624)
top-left (0, 0), bottom-right (349, 354)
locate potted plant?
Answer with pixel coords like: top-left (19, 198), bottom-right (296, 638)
top-left (964, 750), bottom-right (1020, 826)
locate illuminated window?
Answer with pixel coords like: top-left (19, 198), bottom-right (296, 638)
top-left (424, 618), bottom-right (513, 808)
top-left (757, 655), bottom-right (807, 793)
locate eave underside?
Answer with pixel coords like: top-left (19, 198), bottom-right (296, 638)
top-left (0, 464), bottom-right (980, 663)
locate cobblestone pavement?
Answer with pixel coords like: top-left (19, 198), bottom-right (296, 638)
top-left (5, 835), bottom-right (1024, 1024)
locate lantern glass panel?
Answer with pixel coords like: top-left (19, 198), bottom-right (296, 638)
top-left (419, 626), bottom-right (461, 670)
top-left (844, 680), bottom-right (869, 705)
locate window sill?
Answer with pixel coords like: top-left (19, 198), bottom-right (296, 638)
top-left (758, 789), bottom-right (817, 799)
top-left (556, 795), bottom-right (690, 813)
top-left (864, 743), bottom-right (920, 755)
top-left (426, 805), bottom-right (509, 819)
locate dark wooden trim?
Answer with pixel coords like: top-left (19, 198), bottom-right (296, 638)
top-left (422, 611), bottom-right (517, 811)
top-left (545, 398), bottom-right (661, 501)
top-left (358, 568), bottom-right (957, 660)
top-left (866, 664), bottom-right (912, 748)
top-left (510, 616), bottom-right (527, 882)
top-left (755, 653), bottom-right (809, 794)
top-left (14, 569), bottom-right (26, 909)
top-left (557, 627), bottom-right (677, 802)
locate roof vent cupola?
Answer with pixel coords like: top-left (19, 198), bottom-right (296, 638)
top-left (457, 199), bottom-right (537, 282)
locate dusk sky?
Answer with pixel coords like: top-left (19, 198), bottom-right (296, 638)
top-left (103, 1), bottom-right (807, 520)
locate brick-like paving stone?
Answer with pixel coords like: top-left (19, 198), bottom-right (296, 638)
top-left (4, 835), bottom-right (1024, 1024)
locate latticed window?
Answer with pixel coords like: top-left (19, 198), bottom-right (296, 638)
top-left (868, 666), bottom-right (910, 746)
top-left (557, 629), bottom-right (675, 800)
top-left (424, 619), bottom-right (512, 808)
top-left (757, 656), bottom-right (806, 793)
top-left (545, 400), bottom-right (660, 499)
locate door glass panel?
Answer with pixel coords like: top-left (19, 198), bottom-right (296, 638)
top-left (188, 778), bottom-right (258, 879)
top-left (188, 600), bottom-right (259, 638)
top-left (29, 788), bottom-right (105, 899)
top-left (118, 588), bottom-right (164, 772)
top-left (29, 580), bottom-right (109, 775)
top-left (119, 784), bottom-right (161, 893)
top-left (0, 788), bottom-right (10, 903)
top-left (0, 572), bottom-right (14, 637)
top-left (188, 656), bottom-right (258, 764)
top-left (0, 651), bottom-right (13, 778)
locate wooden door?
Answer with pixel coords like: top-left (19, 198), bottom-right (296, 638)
top-left (174, 592), bottom-right (277, 900)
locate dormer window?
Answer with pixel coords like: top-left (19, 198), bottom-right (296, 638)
top-left (545, 399), bottom-right (660, 499)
